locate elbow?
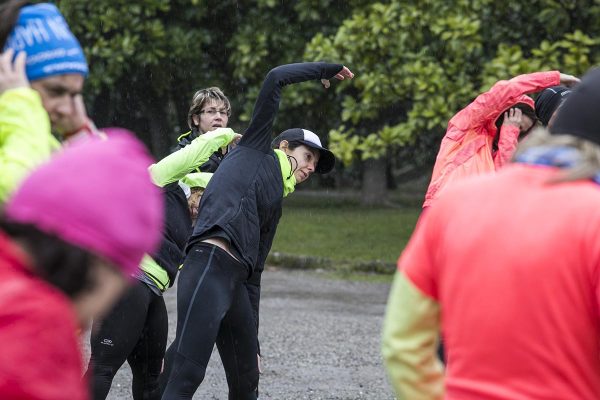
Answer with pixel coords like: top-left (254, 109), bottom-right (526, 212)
top-left (264, 66), bottom-right (287, 84)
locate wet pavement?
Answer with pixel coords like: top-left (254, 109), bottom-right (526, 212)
top-left (83, 268), bottom-right (396, 399)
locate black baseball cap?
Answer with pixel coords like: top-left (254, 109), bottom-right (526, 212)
top-left (271, 128), bottom-right (335, 174)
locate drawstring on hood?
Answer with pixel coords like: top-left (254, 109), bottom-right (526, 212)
top-left (274, 149), bottom-right (296, 197)
top-left (286, 154), bottom-right (299, 177)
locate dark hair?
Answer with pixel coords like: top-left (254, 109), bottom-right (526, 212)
top-left (0, 218), bottom-right (98, 299)
top-left (285, 140), bottom-right (304, 150)
top-left (494, 103), bottom-right (537, 131)
top-left (0, 0), bottom-right (30, 48)
top-left (492, 103), bottom-right (538, 151)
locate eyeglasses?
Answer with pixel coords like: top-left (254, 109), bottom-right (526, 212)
top-left (200, 108), bottom-right (229, 117)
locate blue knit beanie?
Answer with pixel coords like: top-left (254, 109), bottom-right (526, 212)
top-left (3, 3), bottom-right (88, 81)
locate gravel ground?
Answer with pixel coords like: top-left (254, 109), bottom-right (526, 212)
top-left (83, 267), bottom-right (396, 399)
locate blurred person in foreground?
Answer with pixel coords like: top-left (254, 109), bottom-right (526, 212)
top-left (382, 67), bottom-right (600, 400)
top-left (0, 1), bottom-right (101, 202)
top-left (0, 134), bottom-right (163, 400)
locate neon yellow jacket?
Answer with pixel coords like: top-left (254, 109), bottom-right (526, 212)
top-left (142, 128), bottom-right (236, 290)
top-left (0, 88), bottom-right (60, 203)
top-left (148, 128), bottom-right (236, 186)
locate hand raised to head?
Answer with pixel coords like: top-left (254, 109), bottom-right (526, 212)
top-left (0, 49), bottom-right (29, 95)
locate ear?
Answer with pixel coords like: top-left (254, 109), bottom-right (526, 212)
top-left (278, 140), bottom-right (289, 151)
top-left (192, 114), bottom-right (200, 127)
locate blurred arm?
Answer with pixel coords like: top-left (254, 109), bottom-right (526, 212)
top-left (382, 271), bottom-right (444, 400)
top-left (0, 88), bottom-right (60, 202)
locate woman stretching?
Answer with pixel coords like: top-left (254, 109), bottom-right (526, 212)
top-left (424, 70), bottom-right (579, 208)
top-left (160, 62), bottom-right (353, 400)
top-left (86, 127), bottom-right (240, 400)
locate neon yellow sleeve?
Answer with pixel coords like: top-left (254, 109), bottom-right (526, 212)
top-left (180, 172), bottom-right (212, 189)
top-left (382, 271), bottom-right (444, 400)
top-left (148, 128), bottom-right (236, 187)
top-left (0, 87), bottom-right (60, 203)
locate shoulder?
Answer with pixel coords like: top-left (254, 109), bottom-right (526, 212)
top-left (177, 130), bottom-right (198, 147)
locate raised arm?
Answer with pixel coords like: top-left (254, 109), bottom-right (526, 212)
top-left (240, 62), bottom-right (345, 152)
top-left (148, 128), bottom-right (238, 187)
top-left (0, 50), bottom-right (60, 203)
top-left (451, 71), bottom-right (561, 132)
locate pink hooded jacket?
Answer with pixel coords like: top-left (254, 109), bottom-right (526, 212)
top-left (423, 71), bottom-right (560, 207)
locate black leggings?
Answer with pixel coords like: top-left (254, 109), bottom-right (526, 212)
top-left (85, 281), bottom-right (168, 400)
top-left (160, 243), bottom-right (259, 400)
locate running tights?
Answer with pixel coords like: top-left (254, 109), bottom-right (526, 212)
top-left (85, 282), bottom-right (168, 400)
top-left (160, 243), bottom-right (259, 400)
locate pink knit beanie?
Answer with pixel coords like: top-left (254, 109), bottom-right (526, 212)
top-left (5, 133), bottom-right (163, 277)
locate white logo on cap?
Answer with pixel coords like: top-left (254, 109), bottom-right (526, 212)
top-left (302, 129), bottom-right (322, 147)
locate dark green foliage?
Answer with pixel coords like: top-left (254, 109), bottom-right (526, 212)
top-left (55, 0), bottom-right (600, 196)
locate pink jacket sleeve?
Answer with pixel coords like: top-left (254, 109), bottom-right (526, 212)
top-left (450, 71), bottom-right (560, 135)
top-left (493, 124), bottom-right (520, 169)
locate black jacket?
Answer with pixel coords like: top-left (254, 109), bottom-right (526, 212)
top-left (152, 182), bottom-right (192, 287)
top-left (188, 62), bottom-right (343, 286)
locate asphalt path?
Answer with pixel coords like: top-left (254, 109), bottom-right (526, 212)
top-left (83, 268), bottom-right (396, 399)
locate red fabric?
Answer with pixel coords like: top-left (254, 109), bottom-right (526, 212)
top-left (401, 164), bottom-right (600, 400)
top-left (0, 232), bottom-right (88, 400)
top-left (424, 71), bottom-right (560, 207)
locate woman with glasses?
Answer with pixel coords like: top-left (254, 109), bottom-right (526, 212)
top-left (175, 87), bottom-right (232, 172)
top-left (160, 61), bottom-right (353, 400)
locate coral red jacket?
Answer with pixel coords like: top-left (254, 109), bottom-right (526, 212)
top-left (423, 71), bottom-right (560, 207)
top-left (391, 164), bottom-right (600, 399)
top-left (0, 231), bottom-right (88, 400)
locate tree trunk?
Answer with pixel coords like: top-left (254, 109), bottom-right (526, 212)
top-left (361, 157), bottom-right (388, 206)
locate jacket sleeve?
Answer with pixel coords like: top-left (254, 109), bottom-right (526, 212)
top-left (451, 71), bottom-right (560, 134)
top-left (240, 62), bottom-right (343, 153)
top-left (0, 88), bottom-right (60, 203)
top-left (149, 128), bottom-right (236, 187)
top-left (493, 124), bottom-right (520, 169)
top-left (382, 271), bottom-right (444, 400)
